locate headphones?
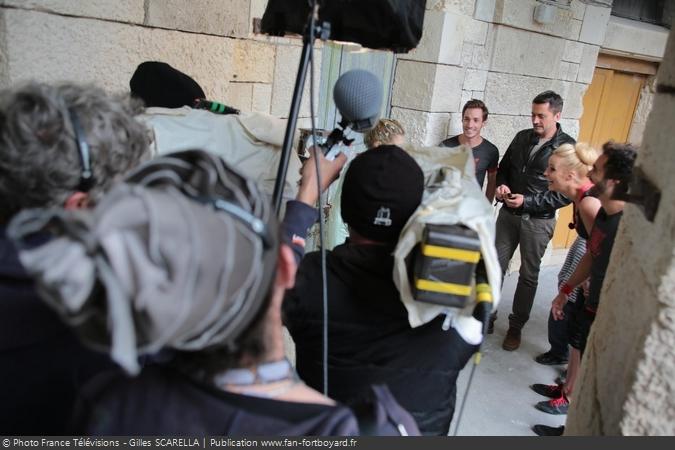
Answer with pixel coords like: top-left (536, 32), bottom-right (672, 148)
top-left (67, 108), bottom-right (95, 192)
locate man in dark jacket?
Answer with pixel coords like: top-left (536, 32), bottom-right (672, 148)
top-left (0, 82), bottom-right (150, 434)
top-left (284, 145), bottom-right (476, 435)
top-left (494, 90), bottom-right (575, 352)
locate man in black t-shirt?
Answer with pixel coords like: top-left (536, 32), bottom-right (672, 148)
top-left (440, 99), bottom-right (499, 201)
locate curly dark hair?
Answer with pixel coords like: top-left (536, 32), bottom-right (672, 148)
top-left (0, 82), bottom-right (151, 222)
top-left (602, 141), bottom-right (637, 195)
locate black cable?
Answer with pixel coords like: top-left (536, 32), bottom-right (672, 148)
top-left (453, 262), bottom-right (492, 435)
top-left (306, 0), bottom-right (330, 397)
top-left (452, 351), bottom-right (480, 436)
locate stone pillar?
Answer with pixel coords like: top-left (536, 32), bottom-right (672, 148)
top-left (566, 27), bottom-right (675, 435)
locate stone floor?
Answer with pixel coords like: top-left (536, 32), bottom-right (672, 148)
top-left (453, 263), bottom-right (567, 436)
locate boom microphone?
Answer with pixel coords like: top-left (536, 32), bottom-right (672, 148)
top-left (333, 70), bottom-right (383, 132)
top-left (320, 70), bottom-right (383, 159)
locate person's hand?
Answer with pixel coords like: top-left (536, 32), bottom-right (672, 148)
top-left (495, 184), bottom-right (511, 201)
top-left (504, 193), bottom-right (524, 208)
top-left (296, 147), bottom-right (347, 206)
top-left (551, 293), bottom-right (567, 321)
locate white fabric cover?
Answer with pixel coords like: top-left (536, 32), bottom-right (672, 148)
top-left (139, 107), bottom-right (302, 200)
top-left (393, 144), bottom-right (501, 345)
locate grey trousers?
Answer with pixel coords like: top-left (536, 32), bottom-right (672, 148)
top-left (495, 208), bottom-right (556, 330)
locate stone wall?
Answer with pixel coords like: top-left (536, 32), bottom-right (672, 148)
top-left (566, 27), bottom-right (675, 435)
top-left (627, 76), bottom-right (656, 147)
top-left (0, 0), bottom-right (320, 119)
top-left (390, 0), bottom-right (610, 151)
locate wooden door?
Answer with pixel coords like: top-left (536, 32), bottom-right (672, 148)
top-left (551, 65), bottom-right (646, 248)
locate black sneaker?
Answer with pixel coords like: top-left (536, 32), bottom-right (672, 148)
top-left (530, 383), bottom-right (563, 398)
top-left (532, 425), bottom-right (564, 436)
top-left (535, 351), bottom-right (568, 365)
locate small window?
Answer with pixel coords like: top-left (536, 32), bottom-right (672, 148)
top-left (611, 0), bottom-right (669, 28)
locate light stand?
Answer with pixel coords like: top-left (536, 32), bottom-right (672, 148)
top-left (271, 15), bottom-right (331, 214)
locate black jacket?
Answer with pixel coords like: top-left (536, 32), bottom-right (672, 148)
top-left (496, 124), bottom-right (575, 218)
top-left (73, 366), bottom-right (419, 436)
top-left (284, 243), bottom-right (476, 435)
top-left (0, 227), bottom-right (112, 435)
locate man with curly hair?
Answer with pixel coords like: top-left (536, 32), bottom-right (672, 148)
top-left (0, 82), bottom-right (151, 434)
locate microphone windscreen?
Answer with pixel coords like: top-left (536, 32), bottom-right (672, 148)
top-left (333, 70), bottom-right (383, 132)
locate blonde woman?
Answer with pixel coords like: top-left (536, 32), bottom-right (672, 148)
top-left (531, 142), bottom-right (601, 435)
top-left (363, 118), bottom-right (405, 148)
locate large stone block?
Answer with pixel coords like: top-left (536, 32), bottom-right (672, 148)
top-left (468, 23), bottom-right (496, 70)
top-left (252, 82), bottom-right (272, 114)
top-left (570, 0), bottom-right (586, 21)
top-left (461, 42), bottom-right (474, 66)
top-left (493, 0), bottom-right (581, 41)
top-left (558, 62), bottom-right (579, 82)
top-left (1, 0), bottom-right (144, 23)
top-left (577, 44), bottom-right (599, 84)
top-left (463, 68), bottom-right (487, 91)
top-left (484, 72), bottom-right (569, 116)
top-left (432, 64), bottom-right (467, 111)
top-left (602, 15), bottom-right (669, 60)
top-left (146, 0), bottom-right (249, 38)
top-left (428, 0), bottom-right (476, 16)
top-left (564, 83), bottom-right (587, 120)
top-left (559, 118), bottom-right (579, 139)
top-left (392, 60), bottom-right (434, 111)
top-left (474, 0), bottom-right (496, 22)
top-left (232, 40), bottom-right (275, 83)
top-left (470, 42), bottom-right (491, 70)
top-left (579, 3), bottom-right (611, 45)
top-left (446, 111), bottom-right (463, 137)
top-left (228, 82), bottom-right (253, 111)
top-left (464, 18), bottom-right (488, 45)
top-left (270, 44), bottom-right (322, 119)
top-left (563, 40), bottom-right (583, 63)
top-left (398, 10), bottom-right (464, 66)
top-left (460, 90), bottom-right (472, 110)
top-left (480, 114), bottom-right (532, 155)
top-left (391, 107), bottom-right (450, 147)
top-left (392, 60), bottom-right (464, 113)
top-left (491, 25), bottom-right (565, 79)
top-left (0, 9), bottom-right (236, 99)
